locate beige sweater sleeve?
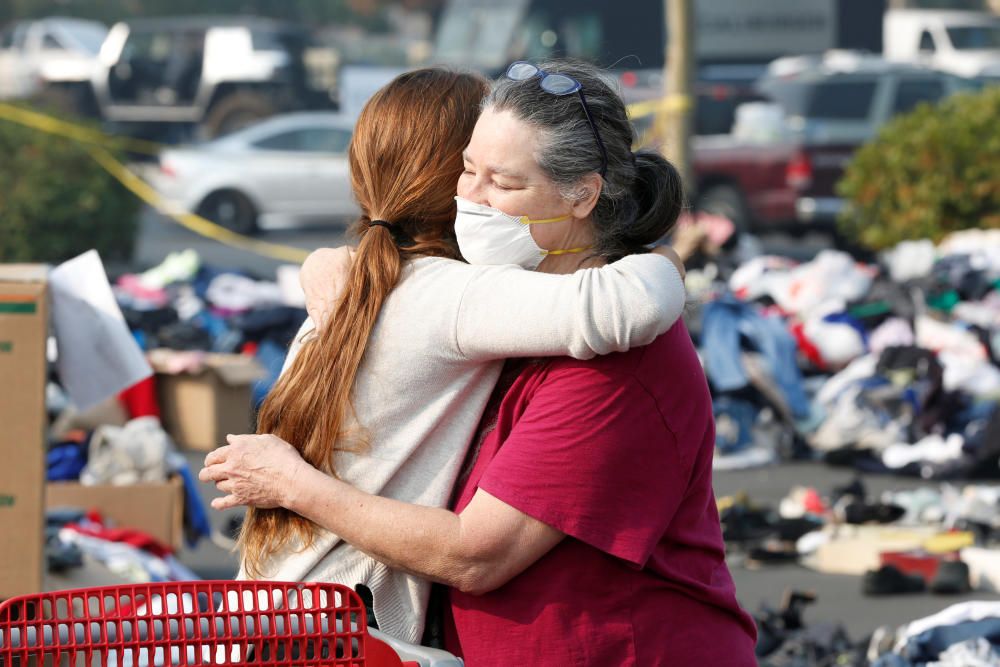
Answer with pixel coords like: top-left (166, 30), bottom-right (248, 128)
top-left (454, 254), bottom-right (686, 361)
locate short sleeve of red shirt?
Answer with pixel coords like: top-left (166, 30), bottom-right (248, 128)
top-left (478, 365), bottom-right (689, 567)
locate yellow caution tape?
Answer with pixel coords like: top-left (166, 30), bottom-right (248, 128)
top-left (626, 94), bottom-right (693, 120)
top-left (86, 145), bottom-right (310, 264)
top-left (0, 101), bottom-right (164, 155)
top-left (0, 102), bottom-right (311, 264)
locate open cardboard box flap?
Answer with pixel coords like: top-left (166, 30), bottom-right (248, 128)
top-left (0, 264), bottom-right (49, 283)
top-left (147, 350), bottom-right (266, 386)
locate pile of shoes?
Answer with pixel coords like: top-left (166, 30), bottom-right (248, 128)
top-left (720, 476), bottom-right (1000, 604)
top-left (754, 590), bottom-right (867, 667)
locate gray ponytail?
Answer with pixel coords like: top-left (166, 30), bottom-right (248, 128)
top-left (485, 59), bottom-right (684, 262)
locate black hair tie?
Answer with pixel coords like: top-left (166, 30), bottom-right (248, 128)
top-left (369, 220), bottom-right (393, 230)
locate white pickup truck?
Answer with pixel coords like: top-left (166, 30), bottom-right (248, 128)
top-left (0, 17), bottom-right (107, 101)
top-left (884, 9), bottom-right (1000, 79)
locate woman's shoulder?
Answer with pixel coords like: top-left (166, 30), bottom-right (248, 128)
top-left (548, 321), bottom-right (695, 376)
top-left (543, 322), bottom-right (710, 412)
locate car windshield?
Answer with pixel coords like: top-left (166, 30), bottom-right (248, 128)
top-left (758, 78), bottom-right (877, 121)
top-left (947, 25), bottom-right (1000, 50)
top-left (59, 21), bottom-right (108, 54)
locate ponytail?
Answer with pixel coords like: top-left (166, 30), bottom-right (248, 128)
top-left (628, 151), bottom-right (684, 245)
top-left (241, 223), bottom-right (401, 577)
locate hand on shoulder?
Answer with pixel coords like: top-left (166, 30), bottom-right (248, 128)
top-left (301, 246), bottom-right (356, 328)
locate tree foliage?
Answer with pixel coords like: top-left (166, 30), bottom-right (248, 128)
top-left (837, 86), bottom-right (1000, 251)
top-left (0, 104), bottom-right (139, 263)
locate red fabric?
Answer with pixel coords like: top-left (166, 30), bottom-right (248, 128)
top-left (446, 323), bottom-right (758, 666)
top-left (790, 320), bottom-right (826, 370)
top-left (65, 520), bottom-right (173, 558)
top-left (118, 376), bottom-right (160, 419)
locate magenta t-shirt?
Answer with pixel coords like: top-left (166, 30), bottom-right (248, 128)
top-left (447, 322), bottom-right (758, 666)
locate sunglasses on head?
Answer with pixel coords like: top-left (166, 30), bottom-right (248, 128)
top-left (505, 61), bottom-right (609, 178)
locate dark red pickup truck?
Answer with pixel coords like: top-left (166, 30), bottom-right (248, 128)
top-left (694, 137), bottom-right (856, 231)
top-left (690, 61), bottom-right (972, 231)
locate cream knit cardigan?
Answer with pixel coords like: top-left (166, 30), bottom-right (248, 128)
top-left (241, 254), bottom-right (685, 643)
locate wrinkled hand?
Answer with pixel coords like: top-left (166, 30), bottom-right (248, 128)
top-left (199, 434), bottom-right (310, 511)
top-left (300, 247), bottom-right (355, 329)
top-left (651, 244), bottom-right (687, 280)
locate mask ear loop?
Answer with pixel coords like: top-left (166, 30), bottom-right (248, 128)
top-left (542, 246), bottom-right (592, 256)
top-left (519, 214), bottom-right (572, 225)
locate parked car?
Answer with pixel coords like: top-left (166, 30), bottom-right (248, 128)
top-left (151, 112), bottom-right (357, 234)
top-left (35, 16), bottom-right (338, 140)
top-left (0, 17), bottom-right (107, 101)
top-left (692, 54), bottom-right (973, 231)
top-left (884, 9), bottom-right (1000, 79)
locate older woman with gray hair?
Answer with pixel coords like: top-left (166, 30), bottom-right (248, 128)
top-left (204, 59), bottom-right (756, 666)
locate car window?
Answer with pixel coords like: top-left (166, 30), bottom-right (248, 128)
top-left (805, 81), bottom-right (877, 120)
top-left (121, 30), bottom-right (173, 64)
top-left (947, 25), bottom-right (1000, 50)
top-left (303, 128), bottom-right (351, 153)
top-left (761, 78), bottom-right (878, 121)
top-left (251, 29), bottom-right (287, 52)
top-left (253, 129), bottom-right (304, 151)
top-left (61, 22), bottom-right (108, 54)
top-left (695, 85), bottom-right (766, 135)
top-left (42, 32), bottom-right (64, 50)
top-left (4, 23), bottom-right (28, 50)
top-left (253, 127), bottom-right (351, 152)
top-left (893, 78), bottom-right (946, 115)
top-left (919, 30), bottom-right (935, 52)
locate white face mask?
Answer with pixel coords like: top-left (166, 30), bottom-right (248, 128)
top-left (454, 196), bottom-right (573, 270)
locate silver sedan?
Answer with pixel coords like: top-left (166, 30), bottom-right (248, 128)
top-left (152, 112), bottom-right (358, 234)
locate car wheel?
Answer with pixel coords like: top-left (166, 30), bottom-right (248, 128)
top-left (697, 184), bottom-right (750, 233)
top-left (201, 91), bottom-right (276, 139)
top-left (197, 190), bottom-right (258, 235)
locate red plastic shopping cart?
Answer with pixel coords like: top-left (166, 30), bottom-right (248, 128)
top-left (0, 580), bottom-right (442, 666)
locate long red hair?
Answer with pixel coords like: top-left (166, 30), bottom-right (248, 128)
top-left (240, 68), bottom-right (489, 576)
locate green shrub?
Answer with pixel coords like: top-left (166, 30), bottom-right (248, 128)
top-left (0, 104), bottom-right (140, 264)
top-left (837, 86), bottom-right (1000, 251)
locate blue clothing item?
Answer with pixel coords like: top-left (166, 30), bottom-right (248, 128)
top-left (902, 617), bottom-right (1000, 663)
top-left (47, 441), bottom-right (88, 481)
top-left (712, 396), bottom-right (758, 454)
top-left (166, 452), bottom-right (212, 549)
top-left (131, 329), bottom-right (149, 351)
top-left (701, 295), bottom-right (811, 419)
top-left (822, 312), bottom-right (870, 347)
top-left (253, 338), bottom-right (288, 408)
top-left (190, 309), bottom-right (243, 353)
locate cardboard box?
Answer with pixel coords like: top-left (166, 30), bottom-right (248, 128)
top-left (149, 351), bottom-right (265, 451)
top-left (0, 265), bottom-right (48, 600)
top-left (46, 476), bottom-right (185, 550)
